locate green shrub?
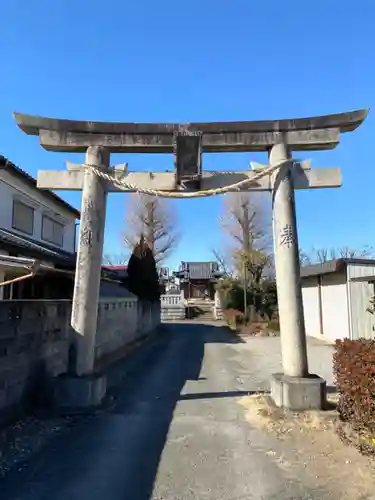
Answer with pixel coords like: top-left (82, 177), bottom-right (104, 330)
top-left (218, 278), bottom-right (278, 321)
top-left (333, 339), bottom-right (375, 455)
top-left (225, 285), bottom-right (247, 311)
top-left (258, 280), bottom-right (278, 320)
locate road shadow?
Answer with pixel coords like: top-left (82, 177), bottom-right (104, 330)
top-left (163, 320), bottom-right (246, 344)
top-left (1, 322), bottom-right (241, 500)
top-left (179, 390), bottom-right (254, 401)
top-left (102, 322), bottom-right (242, 498)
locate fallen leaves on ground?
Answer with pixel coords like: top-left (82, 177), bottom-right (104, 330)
top-left (238, 393), bottom-right (375, 500)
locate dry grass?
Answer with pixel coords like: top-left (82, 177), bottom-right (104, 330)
top-left (235, 321), bottom-right (280, 338)
top-left (238, 393), bottom-right (375, 500)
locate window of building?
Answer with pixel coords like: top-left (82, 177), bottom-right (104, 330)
top-left (42, 215), bottom-right (64, 247)
top-left (2, 283), bottom-right (11, 299)
top-left (2, 280), bottom-right (21, 300)
top-left (12, 200), bottom-right (34, 235)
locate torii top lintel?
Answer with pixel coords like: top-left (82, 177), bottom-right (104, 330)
top-left (12, 109), bottom-right (368, 153)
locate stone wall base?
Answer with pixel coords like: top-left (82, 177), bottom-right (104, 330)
top-left (270, 372), bottom-right (326, 410)
top-left (53, 373), bottom-right (107, 411)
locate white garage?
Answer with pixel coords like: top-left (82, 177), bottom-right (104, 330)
top-left (301, 258), bottom-right (375, 342)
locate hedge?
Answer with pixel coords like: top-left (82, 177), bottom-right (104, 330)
top-left (333, 339), bottom-right (375, 455)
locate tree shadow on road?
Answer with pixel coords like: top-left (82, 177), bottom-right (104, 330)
top-left (1, 322), bottom-right (242, 500)
top-left (105, 322), bottom-right (244, 499)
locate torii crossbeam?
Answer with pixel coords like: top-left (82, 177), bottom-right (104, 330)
top-left (12, 109), bottom-right (369, 410)
top-left (13, 109), bottom-right (366, 153)
top-left (14, 109), bottom-right (366, 190)
top-left (37, 163), bottom-right (342, 193)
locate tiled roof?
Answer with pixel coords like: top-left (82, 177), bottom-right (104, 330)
top-left (0, 155), bottom-right (80, 219)
top-left (174, 261), bottom-right (222, 280)
top-left (104, 265), bottom-right (128, 271)
top-left (188, 262), bottom-right (214, 279)
top-left (0, 228), bottom-right (76, 265)
top-left (102, 265), bottom-right (128, 280)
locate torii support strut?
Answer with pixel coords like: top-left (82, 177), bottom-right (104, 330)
top-left (13, 109), bottom-right (368, 409)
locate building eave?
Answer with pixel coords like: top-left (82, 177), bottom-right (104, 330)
top-left (0, 255), bottom-right (131, 288)
top-left (301, 258), bottom-right (375, 279)
top-left (0, 228), bottom-right (77, 268)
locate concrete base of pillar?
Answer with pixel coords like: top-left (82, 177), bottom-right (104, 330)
top-left (53, 373), bottom-right (107, 411)
top-left (270, 373), bottom-right (326, 410)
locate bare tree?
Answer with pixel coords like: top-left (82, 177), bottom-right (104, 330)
top-left (221, 192), bottom-right (271, 252)
top-left (212, 248), bottom-right (233, 277)
top-left (300, 245), bottom-right (375, 265)
top-left (123, 194), bottom-right (179, 264)
top-left (219, 192), bottom-right (273, 281)
top-left (299, 249), bottom-right (311, 266)
top-left (102, 253), bottom-right (129, 266)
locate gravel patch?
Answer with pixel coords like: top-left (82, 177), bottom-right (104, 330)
top-left (232, 335), bottom-right (335, 391)
top-left (0, 414), bottom-right (75, 478)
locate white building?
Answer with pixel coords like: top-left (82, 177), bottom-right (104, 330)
top-left (301, 258), bottom-right (375, 342)
top-left (0, 155), bottom-right (80, 298)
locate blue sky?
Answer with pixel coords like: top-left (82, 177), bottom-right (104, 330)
top-left (1, 0), bottom-right (374, 272)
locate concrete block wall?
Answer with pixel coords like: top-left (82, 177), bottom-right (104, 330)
top-left (0, 296), bottom-right (162, 421)
top-left (95, 298), bottom-right (139, 360)
top-left (136, 300), bottom-right (161, 337)
top-left (95, 298), bottom-right (161, 360)
top-left (0, 300), bottom-right (71, 421)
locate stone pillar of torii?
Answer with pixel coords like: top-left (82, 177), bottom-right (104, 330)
top-left (13, 109), bottom-right (368, 409)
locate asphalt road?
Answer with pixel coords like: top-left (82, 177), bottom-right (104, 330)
top-left (1, 323), bottom-right (336, 500)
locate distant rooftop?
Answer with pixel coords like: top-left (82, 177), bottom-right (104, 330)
top-left (0, 155), bottom-right (80, 219)
top-left (102, 265), bottom-right (128, 280)
top-left (174, 261), bottom-right (223, 280)
top-left (104, 265), bottom-right (127, 271)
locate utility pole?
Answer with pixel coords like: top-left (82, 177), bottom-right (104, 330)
top-left (243, 259), bottom-right (248, 320)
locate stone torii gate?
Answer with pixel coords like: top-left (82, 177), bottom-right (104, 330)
top-left (13, 109), bottom-right (368, 410)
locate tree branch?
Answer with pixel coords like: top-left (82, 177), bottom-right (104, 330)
top-left (219, 192), bottom-right (273, 281)
top-left (300, 245), bottom-right (375, 264)
top-left (123, 194), bottom-right (179, 264)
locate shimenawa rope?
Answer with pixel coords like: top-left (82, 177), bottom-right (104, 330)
top-left (84, 158), bottom-right (291, 199)
top-left (0, 160), bottom-right (289, 287)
